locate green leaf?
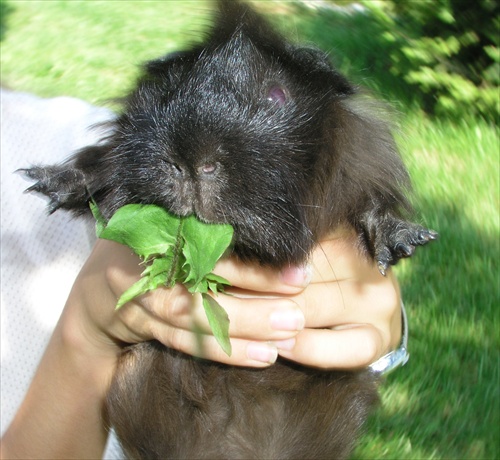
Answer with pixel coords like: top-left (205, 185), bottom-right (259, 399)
top-left (90, 202), bottom-right (234, 355)
top-left (205, 273), bottom-right (231, 295)
top-left (142, 254), bottom-right (176, 286)
top-left (116, 276), bottom-right (151, 309)
top-left (202, 293), bottom-right (232, 356)
top-left (115, 256), bottom-right (174, 309)
top-left (99, 204), bottom-right (180, 260)
top-left (205, 273), bottom-right (231, 286)
top-left (181, 215), bottom-right (234, 290)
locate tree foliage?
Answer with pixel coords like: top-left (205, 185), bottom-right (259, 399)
top-left (364, 0), bottom-right (499, 120)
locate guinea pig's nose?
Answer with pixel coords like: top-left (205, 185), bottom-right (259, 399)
top-left (198, 162), bottom-right (218, 176)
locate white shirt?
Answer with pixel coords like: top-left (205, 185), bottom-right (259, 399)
top-left (0, 89), bottom-right (123, 458)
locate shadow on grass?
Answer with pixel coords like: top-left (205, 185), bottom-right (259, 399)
top-left (354, 201), bottom-right (499, 458)
top-left (0, 0), bottom-right (14, 42)
top-left (273, 3), bottom-right (423, 111)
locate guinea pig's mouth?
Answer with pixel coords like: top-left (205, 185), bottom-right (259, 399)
top-left (193, 206), bottom-right (228, 226)
top-left (165, 201), bottom-right (229, 227)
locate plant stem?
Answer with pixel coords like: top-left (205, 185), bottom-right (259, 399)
top-left (165, 218), bottom-right (184, 287)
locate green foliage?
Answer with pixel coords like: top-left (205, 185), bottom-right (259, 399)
top-left (286, 0), bottom-right (498, 119)
top-left (363, 0), bottom-right (499, 120)
top-left (91, 203), bottom-right (234, 355)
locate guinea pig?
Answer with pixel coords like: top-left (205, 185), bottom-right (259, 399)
top-left (22, 1), bottom-right (436, 458)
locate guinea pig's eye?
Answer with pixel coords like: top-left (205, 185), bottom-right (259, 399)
top-left (266, 85), bottom-right (288, 106)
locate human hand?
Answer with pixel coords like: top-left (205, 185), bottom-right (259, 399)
top-left (60, 238), bottom-right (308, 369)
top-left (271, 232), bottom-right (402, 369)
top-left (61, 231), bottom-right (401, 374)
top-left (214, 230), bottom-right (402, 369)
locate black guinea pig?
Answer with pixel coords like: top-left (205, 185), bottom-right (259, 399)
top-left (22, 1), bottom-right (436, 458)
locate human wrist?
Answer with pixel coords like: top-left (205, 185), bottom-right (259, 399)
top-left (369, 301), bottom-right (408, 375)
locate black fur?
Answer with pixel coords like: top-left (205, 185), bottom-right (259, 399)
top-left (22, 1), bottom-right (437, 458)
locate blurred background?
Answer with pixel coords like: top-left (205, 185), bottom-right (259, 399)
top-left (1, 0), bottom-right (498, 458)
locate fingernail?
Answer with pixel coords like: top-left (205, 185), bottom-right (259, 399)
top-left (247, 342), bottom-right (278, 364)
top-left (274, 338), bottom-right (296, 351)
top-left (280, 265), bottom-right (312, 287)
top-left (270, 309), bottom-right (305, 331)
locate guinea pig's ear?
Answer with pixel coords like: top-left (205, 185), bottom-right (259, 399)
top-left (290, 46), bottom-right (356, 97)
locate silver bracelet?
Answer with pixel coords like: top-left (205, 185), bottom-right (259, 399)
top-left (369, 302), bottom-right (409, 375)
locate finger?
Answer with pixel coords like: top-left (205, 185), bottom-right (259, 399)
top-left (148, 321), bottom-right (279, 368)
top-left (198, 293), bottom-right (304, 340)
top-left (214, 257), bottom-right (311, 295)
top-left (310, 233), bottom-right (378, 283)
top-left (126, 281), bottom-right (305, 343)
top-left (295, 272), bottom-right (400, 331)
top-left (213, 231), bottom-right (381, 296)
top-left (276, 324), bottom-right (385, 370)
top-left (99, 240), bottom-right (145, 299)
top-left (147, 289), bottom-right (304, 341)
top-left (114, 292), bottom-right (283, 367)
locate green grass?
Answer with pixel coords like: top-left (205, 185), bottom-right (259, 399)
top-left (353, 113), bottom-right (499, 459)
top-left (0, 0), bottom-right (213, 104)
top-left (1, 1), bottom-right (498, 458)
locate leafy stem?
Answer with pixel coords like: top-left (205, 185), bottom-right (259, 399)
top-left (90, 203), bottom-right (234, 355)
top-left (166, 217), bottom-right (184, 287)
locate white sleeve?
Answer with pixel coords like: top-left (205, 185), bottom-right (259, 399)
top-left (0, 89), bottom-right (123, 458)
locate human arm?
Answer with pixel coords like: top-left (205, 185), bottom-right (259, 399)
top-left (0, 233), bottom-right (401, 459)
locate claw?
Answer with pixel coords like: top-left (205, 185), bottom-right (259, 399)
top-left (25, 183), bottom-right (42, 194)
top-left (47, 200), bottom-right (61, 214)
top-left (417, 229), bottom-right (438, 244)
top-left (395, 243), bottom-right (414, 258)
top-left (16, 167), bottom-right (42, 181)
top-left (377, 261), bottom-right (388, 276)
top-left (427, 230), bottom-right (439, 241)
top-left (18, 164), bottom-right (90, 215)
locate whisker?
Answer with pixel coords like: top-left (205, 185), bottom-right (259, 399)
top-left (296, 204), bottom-right (323, 209)
top-left (315, 241), bottom-right (346, 310)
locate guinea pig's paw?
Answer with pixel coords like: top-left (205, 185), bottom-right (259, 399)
top-left (375, 221), bottom-right (438, 275)
top-left (19, 165), bottom-right (87, 213)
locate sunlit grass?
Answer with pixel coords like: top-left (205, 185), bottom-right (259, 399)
top-left (1, 1), bottom-right (498, 458)
top-left (355, 113), bottom-right (499, 459)
top-left (1, 0), bottom-right (212, 104)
